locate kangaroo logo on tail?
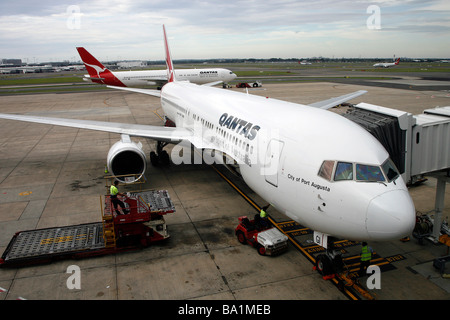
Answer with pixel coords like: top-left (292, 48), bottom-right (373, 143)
top-left (83, 62), bottom-right (107, 79)
top-left (76, 47), bottom-right (126, 87)
top-left (76, 47), bottom-right (109, 79)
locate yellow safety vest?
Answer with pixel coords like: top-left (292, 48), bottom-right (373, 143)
top-left (361, 245), bottom-right (372, 261)
top-left (110, 185), bottom-right (119, 196)
top-left (260, 209), bottom-right (267, 218)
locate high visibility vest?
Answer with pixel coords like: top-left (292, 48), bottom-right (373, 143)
top-left (110, 185), bottom-right (119, 196)
top-left (260, 209), bottom-right (267, 218)
top-left (361, 245), bottom-right (372, 261)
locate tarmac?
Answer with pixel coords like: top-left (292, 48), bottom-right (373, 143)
top-left (0, 79), bottom-right (449, 302)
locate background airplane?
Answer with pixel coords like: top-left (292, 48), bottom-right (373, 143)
top-left (373, 57), bottom-right (400, 68)
top-left (77, 47), bottom-right (236, 88)
top-left (0, 26), bottom-right (415, 245)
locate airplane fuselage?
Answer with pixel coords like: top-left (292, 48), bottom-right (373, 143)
top-left (160, 82), bottom-right (416, 241)
top-left (84, 68), bottom-right (236, 87)
top-left (373, 58), bottom-right (400, 68)
top-left (373, 63), bottom-right (395, 68)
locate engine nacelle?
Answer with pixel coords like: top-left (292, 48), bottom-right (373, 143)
top-left (107, 135), bottom-right (146, 183)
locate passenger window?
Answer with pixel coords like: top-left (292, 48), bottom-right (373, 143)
top-left (318, 160), bottom-right (335, 181)
top-left (334, 162), bottom-right (353, 181)
top-left (356, 164), bottom-right (385, 182)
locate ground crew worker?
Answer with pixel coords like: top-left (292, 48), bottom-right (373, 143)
top-left (257, 204), bottom-right (270, 229)
top-left (110, 180), bottom-right (129, 215)
top-left (359, 241), bottom-right (373, 276)
top-left (260, 205), bottom-right (269, 219)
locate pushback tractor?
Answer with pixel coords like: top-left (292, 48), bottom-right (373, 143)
top-left (0, 190), bottom-right (175, 267)
top-left (235, 215), bottom-right (288, 256)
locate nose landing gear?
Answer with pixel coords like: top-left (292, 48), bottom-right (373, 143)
top-left (312, 231), bottom-right (344, 278)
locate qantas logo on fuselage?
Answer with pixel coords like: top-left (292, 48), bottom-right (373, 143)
top-left (218, 113), bottom-right (260, 141)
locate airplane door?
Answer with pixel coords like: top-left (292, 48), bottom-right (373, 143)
top-left (264, 139), bottom-right (285, 187)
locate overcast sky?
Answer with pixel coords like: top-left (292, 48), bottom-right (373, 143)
top-left (1, 0), bottom-right (449, 62)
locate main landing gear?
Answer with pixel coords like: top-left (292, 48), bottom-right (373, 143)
top-left (150, 117), bottom-right (175, 166)
top-left (150, 141), bottom-right (170, 166)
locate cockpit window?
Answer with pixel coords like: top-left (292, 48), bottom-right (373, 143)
top-left (382, 158), bottom-right (400, 182)
top-left (319, 160), bottom-right (398, 183)
top-left (318, 160), bottom-right (335, 181)
top-left (334, 162), bottom-right (353, 181)
top-left (356, 164), bottom-right (385, 182)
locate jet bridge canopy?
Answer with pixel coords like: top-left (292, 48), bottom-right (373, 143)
top-left (341, 104), bottom-right (407, 175)
top-left (341, 103), bottom-right (450, 185)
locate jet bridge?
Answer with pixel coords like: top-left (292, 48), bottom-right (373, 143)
top-left (341, 104), bottom-right (450, 242)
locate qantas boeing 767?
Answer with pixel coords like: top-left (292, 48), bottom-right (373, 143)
top-left (0, 26), bottom-right (415, 244)
top-left (77, 47), bottom-right (237, 88)
top-left (373, 58), bottom-right (400, 68)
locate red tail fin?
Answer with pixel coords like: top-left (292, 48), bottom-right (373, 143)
top-left (76, 47), bottom-right (125, 87)
top-left (162, 25), bottom-right (176, 82)
top-left (77, 47), bottom-right (108, 78)
top-left (395, 58), bottom-right (400, 65)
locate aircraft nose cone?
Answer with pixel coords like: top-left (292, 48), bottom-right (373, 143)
top-left (366, 190), bottom-right (416, 240)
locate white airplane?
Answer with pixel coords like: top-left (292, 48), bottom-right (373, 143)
top-left (77, 47), bottom-right (237, 88)
top-left (0, 26), bottom-right (416, 245)
top-left (373, 58), bottom-right (400, 68)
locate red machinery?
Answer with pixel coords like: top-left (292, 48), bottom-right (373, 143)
top-left (1, 190), bottom-right (175, 267)
top-left (235, 216), bottom-right (288, 256)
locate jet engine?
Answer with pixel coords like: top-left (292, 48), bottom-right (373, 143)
top-left (107, 134), bottom-right (146, 183)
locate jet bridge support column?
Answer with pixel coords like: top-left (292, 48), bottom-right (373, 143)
top-left (431, 172), bottom-right (450, 242)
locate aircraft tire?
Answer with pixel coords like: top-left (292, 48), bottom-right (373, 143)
top-left (150, 151), bottom-right (159, 166)
top-left (160, 150), bottom-right (170, 165)
top-left (315, 254), bottom-right (333, 276)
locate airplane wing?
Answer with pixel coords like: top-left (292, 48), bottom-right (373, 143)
top-left (308, 90), bottom-right (367, 110)
top-left (134, 77), bottom-right (168, 87)
top-left (202, 81), bottom-right (223, 87)
top-left (107, 85), bottom-right (161, 97)
top-left (0, 113), bottom-right (191, 143)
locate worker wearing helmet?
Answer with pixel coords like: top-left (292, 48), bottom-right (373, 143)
top-left (110, 180), bottom-right (129, 215)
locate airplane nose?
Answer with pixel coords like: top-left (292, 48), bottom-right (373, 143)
top-left (366, 190), bottom-right (416, 240)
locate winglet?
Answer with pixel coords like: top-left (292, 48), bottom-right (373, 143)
top-left (163, 25), bottom-right (176, 82)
